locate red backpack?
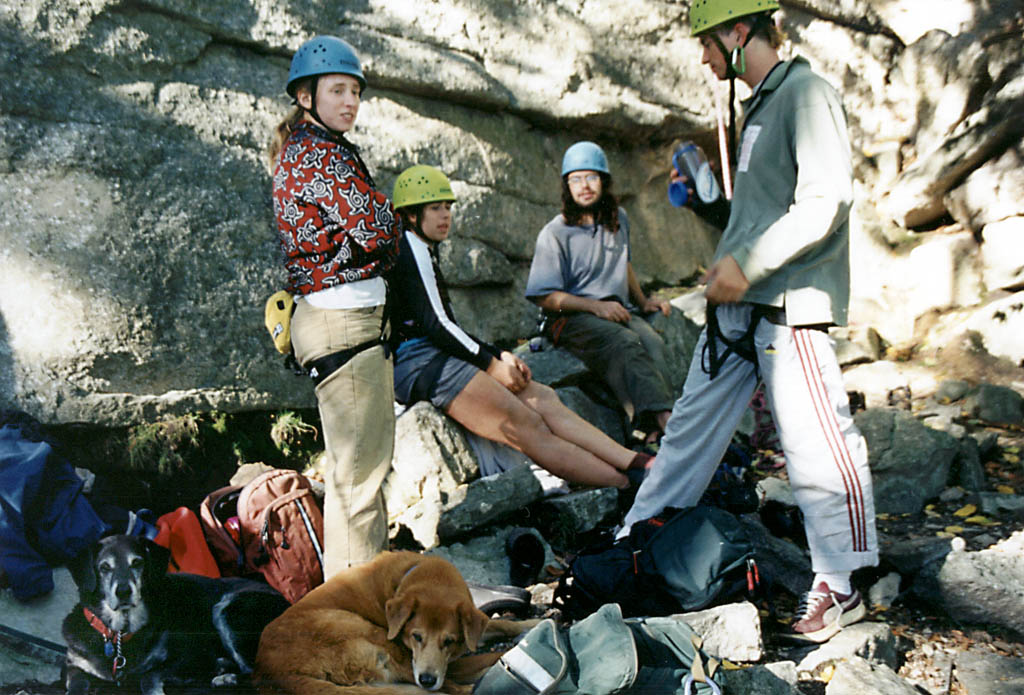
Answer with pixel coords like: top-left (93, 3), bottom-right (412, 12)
top-left (200, 469), bottom-right (325, 602)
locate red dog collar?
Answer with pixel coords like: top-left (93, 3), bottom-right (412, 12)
top-left (82, 607), bottom-right (135, 643)
top-left (83, 608), bottom-right (134, 679)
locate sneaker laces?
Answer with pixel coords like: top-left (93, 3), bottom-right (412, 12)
top-left (795, 589), bottom-right (831, 621)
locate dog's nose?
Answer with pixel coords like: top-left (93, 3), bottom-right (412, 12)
top-left (417, 673), bottom-right (437, 689)
top-left (115, 583), bottom-right (133, 602)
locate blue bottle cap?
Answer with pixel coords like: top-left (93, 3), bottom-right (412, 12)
top-left (667, 180), bottom-right (689, 207)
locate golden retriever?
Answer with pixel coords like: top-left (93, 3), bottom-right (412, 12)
top-left (254, 551), bottom-right (539, 694)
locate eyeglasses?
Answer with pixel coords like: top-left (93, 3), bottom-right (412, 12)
top-left (567, 173), bottom-right (601, 186)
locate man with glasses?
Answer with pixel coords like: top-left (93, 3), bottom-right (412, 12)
top-left (525, 141), bottom-right (676, 443)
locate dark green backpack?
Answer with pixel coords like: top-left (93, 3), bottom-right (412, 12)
top-left (553, 506), bottom-right (759, 621)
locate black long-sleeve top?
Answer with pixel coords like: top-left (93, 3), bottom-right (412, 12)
top-left (387, 229), bottom-right (500, 371)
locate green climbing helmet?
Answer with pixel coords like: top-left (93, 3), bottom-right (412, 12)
top-left (392, 165), bottom-right (456, 210)
top-left (690, 0), bottom-right (779, 36)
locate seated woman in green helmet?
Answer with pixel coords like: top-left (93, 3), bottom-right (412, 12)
top-left (387, 165), bottom-right (650, 489)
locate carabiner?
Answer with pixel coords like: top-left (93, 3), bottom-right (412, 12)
top-left (682, 673), bottom-right (722, 695)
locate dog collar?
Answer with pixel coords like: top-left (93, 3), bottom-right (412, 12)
top-left (83, 607), bottom-right (134, 679)
top-left (82, 607), bottom-right (135, 644)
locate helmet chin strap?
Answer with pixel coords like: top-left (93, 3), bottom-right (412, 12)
top-left (709, 27), bottom-right (756, 182)
top-left (299, 76), bottom-right (377, 189)
top-left (303, 77), bottom-right (344, 140)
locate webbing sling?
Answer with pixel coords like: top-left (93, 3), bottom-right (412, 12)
top-left (700, 304), bottom-right (772, 380)
top-left (306, 336), bottom-right (385, 387)
top-left (304, 305), bottom-right (390, 387)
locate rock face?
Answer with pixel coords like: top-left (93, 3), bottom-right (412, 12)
top-left (1, 0), bottom-right (1022, 424)
top-left (0, 0), bottom-right (719, 425)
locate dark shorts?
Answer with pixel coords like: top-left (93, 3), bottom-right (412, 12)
top-left (393, 339), bottom-right (479, 410)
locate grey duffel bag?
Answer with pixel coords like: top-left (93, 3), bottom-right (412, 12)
top-left (474, 603), bottom-right (723, 695)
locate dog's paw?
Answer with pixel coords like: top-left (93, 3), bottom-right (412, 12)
top-left (211, 673), bottom-right (240, 687)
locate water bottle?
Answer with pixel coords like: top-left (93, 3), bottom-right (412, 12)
top-left (667, 141), bottom-right (721, 207)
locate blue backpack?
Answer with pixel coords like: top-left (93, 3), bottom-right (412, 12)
top-left (553, 506), bottom-right (760, 621)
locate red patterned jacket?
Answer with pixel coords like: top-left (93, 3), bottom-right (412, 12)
top-left (272, 121), bottom-right (398, 294)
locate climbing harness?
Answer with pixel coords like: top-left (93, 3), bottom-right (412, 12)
top-left (700, 303), bottom-right (776, 380)
top-left (304, 305), bottom-right (390, 388)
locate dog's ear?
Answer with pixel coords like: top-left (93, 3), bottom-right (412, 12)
top-left (385, 594), bottom-right (415, 640)
top-left (67, 543), bottom-right (98, 596)
top-left (459, 603), bottom-right (489, 653)
top-left (141, 538), bottom-right (171, 583)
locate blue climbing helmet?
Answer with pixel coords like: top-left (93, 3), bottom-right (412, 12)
top-left (287, 36), bottom-right (366, 97)
top-left (561, 141), bottom-right (610, 176)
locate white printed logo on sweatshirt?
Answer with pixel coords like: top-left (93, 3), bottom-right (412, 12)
top-left (738, 125), bottom-right (762, 173)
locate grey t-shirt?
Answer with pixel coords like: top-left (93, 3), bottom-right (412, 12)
top-left (525, 208), bottom-right (632, 308)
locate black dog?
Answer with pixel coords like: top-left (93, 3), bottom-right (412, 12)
top-left (63, 534), bottom-right (289, 695)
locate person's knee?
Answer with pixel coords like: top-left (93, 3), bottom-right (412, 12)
top-left (516, 404), bottom-right (549, 434)
top-left (521, 381), bottom-right (558, 409)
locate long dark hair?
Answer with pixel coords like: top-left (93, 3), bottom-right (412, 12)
top-left (396, 204), bottom-right (426, 237)
top-left (561, 173), bottom-right (619, 231)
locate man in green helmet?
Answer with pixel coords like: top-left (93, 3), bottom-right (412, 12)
top-left (619, 0), bottom-right (878, 643)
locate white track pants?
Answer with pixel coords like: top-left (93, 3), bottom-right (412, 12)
top-left (622, 303), bottom-right (877, 573)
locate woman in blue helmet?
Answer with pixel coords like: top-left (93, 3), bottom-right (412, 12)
top-left (269, 36), bottom-right (398, 578)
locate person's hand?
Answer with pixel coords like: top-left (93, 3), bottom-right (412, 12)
top-left (500, 351), bottom-right (532, 383)
top-left (641, 296), bottom-right (672, 317)
top-left (703, 255), bottom-right (749, 304)
top-left (487, 356), bottom-right (528, 393)
top-left (590, 300), bottom-right (631, 323)
top-left (670, 167), bottom-right (695, 207)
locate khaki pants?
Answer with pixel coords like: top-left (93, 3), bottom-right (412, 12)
top-left (290, 301), bottom-right (394, 578)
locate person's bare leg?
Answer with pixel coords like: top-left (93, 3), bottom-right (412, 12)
top-left (516, 381), bottom-right (637, 470)
top-left (446, 373), bottom-right (629, 488)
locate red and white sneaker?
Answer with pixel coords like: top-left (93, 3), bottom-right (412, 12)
top-left (784, 582), bottom-right (866, 643)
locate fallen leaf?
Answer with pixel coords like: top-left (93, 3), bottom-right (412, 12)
top-left (936, 531), bottom-right (955, 538)
top-left (877, 513), bottom-right (891, 520)
top-left (944, 525), bottom-right (965, 533)
top-left (953, 504), bottom-right (977, 517)
top-left (997, 485), bottom-right (1015, 494)
top-left (721, 660), bottom-right (743, 670)
top-left (965, 516), bottom-right (1000, 526)
top-left (1005, 454), bottom-right (1020, 464)
top-left (925, 504), bottom-right (936, 511)
top-left (1006, 446), bottom-right (1020, 454)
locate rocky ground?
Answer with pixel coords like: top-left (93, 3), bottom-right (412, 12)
top-left (764, 432), bottom-right (1024, 694)
top-left (2, 348), bottom-right (1023, 694)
